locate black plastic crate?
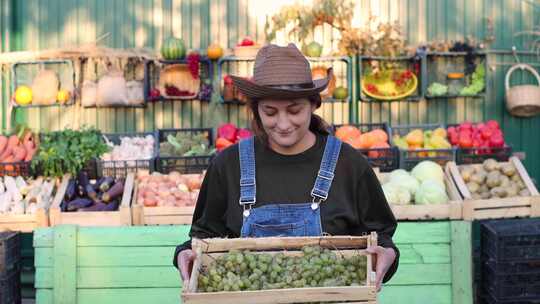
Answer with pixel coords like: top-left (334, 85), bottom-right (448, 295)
top-left (156, 128), bottom-right (215, 174)
top-left (0, 264), bottom-right (21, 304)
top-left (481, 219), bottom-right (540, 261)
top-left (332, 123), bottom-right (398, 172)
top-left (391, 123), bottom-right (456, 170)
top-left (97, 132), bottom-right (157, 179)
top-left (0, 162), bottom-right (31, 177)
top-left (483, 264), bottom-right (540, 300)
top-left (484, 258), bottom-right (540, 276)
top-left (482, 292), bottom-right (540, 304)
top-left (0, 232), bottom-right (21, 275)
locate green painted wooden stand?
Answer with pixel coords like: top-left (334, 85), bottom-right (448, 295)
top-left (34, 222), bottom-right (471, 304)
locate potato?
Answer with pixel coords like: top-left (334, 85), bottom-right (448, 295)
top-left (470, 172), bottom-right (487, 184)
top-left (460, 167), bottom-right (474, 183)
top-left (506, 185), bottom-right (519, 197)
top-left (501, 163), bottom-right (516, 177)
top-left (471, 193), bottom-right (482, 200)
top-left (480, 191), bottom-right (491, 199)
top-left (516, 180), bottom-right (526, 190)
top-left (511, 174), bottom-right (522, 182)
top-left (486, 176), bottom-right (501, 188)
top-left (487, 170), bottom-right (501, 180)
top-left (499, 175), bottom-right (511, 188)
top-left (490, 187), bottom-right (507, 198)
top-left (519, 189), bottom-right (531, 197)
top-left (478, 184), bottom-right (489, 194)
top-left (483, 159), bottom-right (500, 172)
top-left (467, 182), bottom-right (480, 193)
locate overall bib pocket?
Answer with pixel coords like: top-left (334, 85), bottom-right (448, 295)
top-left (249, 220), bottom-right (307, 237)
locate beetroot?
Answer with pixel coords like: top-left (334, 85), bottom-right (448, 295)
top-left (218, 123), bottom-right (238, 142)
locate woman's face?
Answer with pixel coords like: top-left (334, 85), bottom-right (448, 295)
top-left (258, 98), bottom-right (316, 152)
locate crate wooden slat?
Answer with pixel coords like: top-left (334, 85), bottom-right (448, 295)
top-left (375, 169), bottom-right (463, 220)
top-left (49, 173), bottom-right (134, 227)
top-left (131, 174), bottom-right (198, 225)
top-left (182, 235), bottom-right (378, 304)
top-left (446, 156), bottom-right (540, 220)
top-left (0, 176), bottom-right (66, 232)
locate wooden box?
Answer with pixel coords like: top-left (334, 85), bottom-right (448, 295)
top-left (0, 176), bottom-right (65, 233)
top-left (131, 174), bottom-right (199, 225)
top-left (446, 156), bottom-right (540, 220)
top-left (375, 169), bottom-right (463, 220)
top-left (49, 173), bottom-right (134, 227)
top-left (182, 235), bottom-right (378, 304)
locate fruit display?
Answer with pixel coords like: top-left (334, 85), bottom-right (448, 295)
top-left (135, 171), bottom-right (202, 207)
top-left (159, 131), bottom-right (215, 157)
top-left (161, 37), bottom-right (186, 60)
top-left (457, 159), bottom-right (531, 200)
top-left (447, 121), bottom-right (505, 150)
top-left (216, 124), bottom-right (252, 152)
top-left (362, 68), bottom-right (418, 100)
top-left (381, 161), bottom-right (450, 205)
top-left (13, 73), bottom-right (73, 106)
top-left (0, 127), bottom-right (39, 176)
top-left (60, 172), bottom-right (125, 212)
top-left (196, 245), bottom-right (367, 292)
top-left (0, 176), bottom-right (57, 215)
top-left (335, 125), bottom-right (390, 154)
top-left (392, 127), bottom-right (451, 151)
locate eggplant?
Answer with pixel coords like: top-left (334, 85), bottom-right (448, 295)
top-left (102, 200), bottom-right (119, 211)
top-left (85, 184), bottom-right (99, 202)
top-left (77, 172), bottom-right (91, 196)
top-left (102, 180), bottom-right (124, 203)
top-left (64, 179), bottom-right (77, 202)
top-left (98, 177), bottom-right (115, 193)
top-left (79, 202), bottom-right (107, 212)
top-left (93, 177), bottom-right (105, 191)
top-left (66, 198), bottom-right (93, 211)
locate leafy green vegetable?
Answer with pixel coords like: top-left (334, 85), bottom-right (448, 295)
top-left (460, 63), bottom-right (485, 96)
top-left (427, 82), bottom-right (448, 96)
top-left (160, 132), bottom-right (215, 157)
top-left (32, 127), bottom-right (110, 177)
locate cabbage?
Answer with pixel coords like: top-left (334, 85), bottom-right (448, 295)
top-left (382, 183), bottom-right (411, 205)
top-left (389, 171), bottom-right (420, 195)
top-left (389, 169), bottom-right (410, 181)
top-left (411, 161), bottom-right (444, 184)
top-left (414, 180), bottom-right (449, 204)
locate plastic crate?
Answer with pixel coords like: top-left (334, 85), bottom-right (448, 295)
top-left (391, 124), bottom-right (456, 170)
top-left (156, 128), bottom-right (214, 174)
top-left (97, 132), bottom-right (157, 179)
top-left (0, 263), bottom-right (21, 304)
top-left (0, 162), bottom-right (31, 177)
top-left (332, 123), bottom-right (399, 172)
top-left (0, 232), bottom-right (21, 275)
top-left (483, 263), bottom-right (540, 300)
top-left (484, 258), bottom-right (540, 276)
top-left (481, 219), bottom-right (540, 261)
top-left (482, 292), bottom-right (540, 304)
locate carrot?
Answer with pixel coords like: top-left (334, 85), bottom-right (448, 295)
top-left (0, 136), bottom-right (7, 155)
top-left (12, 146), bottom-right (26, 162)
top-left (24, 146), bottom-right (37, 162)
top-left (7, 135), bottom-right (19, 148)
top-left (0, 147), bottom-right (12, 161)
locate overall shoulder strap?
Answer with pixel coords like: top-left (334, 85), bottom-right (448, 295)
top-left (238, 136), bottom-right (256, 205)
top-left (311, 136), bottom-right (342, 202)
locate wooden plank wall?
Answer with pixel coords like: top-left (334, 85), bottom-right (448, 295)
top-left (1, 0), bottom-right (540, 182)
top-left (34, 222), bottom-right (472, 304)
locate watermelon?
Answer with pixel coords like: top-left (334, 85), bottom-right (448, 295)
top-left (161, 37), bottom-right (186, 60)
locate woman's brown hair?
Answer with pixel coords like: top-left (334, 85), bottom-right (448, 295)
top-left (246, 94), bottom-right (330, 143)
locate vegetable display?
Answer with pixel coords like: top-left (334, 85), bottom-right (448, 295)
top-left (136, 171), bottom-right (202, 207)
top-left (0, 176), bottom-right (56, 214)
top-left (392, 127), bottom-right (451, 151)
top-left (0, 126), bottom-right (39, 174)
top-left (61, 172), bottom-right (124, 212)
top-left (381, 161), bottom-right (449, 205)
top-left (459, 159), bottom-right (530, 199)
top-left (334, 125), bottom-right (390, 157)
top-left (101, 135), bottom-right (155, 162)
top-left (160, 132), bottom-right (215, 157)
top-left (447, 120), bottom-right (505, 150)
top-left (32, 127), bottom-right (109, 177)
top-left (196, 246), bottom-right (367, 292)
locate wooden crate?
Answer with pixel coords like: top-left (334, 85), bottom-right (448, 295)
top-left (0, 176), bottom-right (66, 233)
top-left (49, 173), bottom-right (134, 227)
top-left (182, 235), bottom-right (378, 304)
top-left (131, 174), bottom-right (198, 225)
top-left (375, 169), bottom-right (463, 220)
top-left (446, 156), bottom-right (540, 220)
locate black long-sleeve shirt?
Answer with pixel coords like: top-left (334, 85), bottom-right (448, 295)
top-left (173, 133), bottom-right (400, 282)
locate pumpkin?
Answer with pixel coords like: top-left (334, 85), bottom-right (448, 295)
top-left (207, 44), bottom-right (224, 60)
top-left (161, 37), bottom-right (186, 60)
top-left (369, 129), bottom-right (388, 143)
top-left (335, 125), bottom-right (361, 143)
top-left (311, 66), bottom-right (335, 98)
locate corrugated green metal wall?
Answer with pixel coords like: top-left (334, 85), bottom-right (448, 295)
top-left (1, 0), bottom-right (540, 181)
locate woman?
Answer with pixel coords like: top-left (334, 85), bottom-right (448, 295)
top-left (173, 43), bottom-right (399, 291)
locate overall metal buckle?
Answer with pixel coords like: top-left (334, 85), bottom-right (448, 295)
top-left (242, 203), bottom-right (253, 218)
top-left (311, 196), bottom-right (324, 210)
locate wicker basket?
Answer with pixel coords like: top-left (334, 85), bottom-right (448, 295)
top-left (505, 64), bottom-right (540, 117)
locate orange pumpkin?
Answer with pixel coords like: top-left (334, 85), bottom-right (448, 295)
top-left (369, 129), bottom-right (388, 143)
top-left (312, 66), bottom-right (336, 98)
top-left (367, 142), bottom-right (390, 158)
top-left (207, 44), bottom-right (224, 60)
top-left (335, 125), bottom-right (361, 142)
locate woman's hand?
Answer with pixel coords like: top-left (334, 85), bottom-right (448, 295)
top-left (366, 246), bottom-right (396, 292)
top-left (177, 249), bottom-right (196, 282)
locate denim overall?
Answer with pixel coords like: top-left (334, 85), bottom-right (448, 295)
top-left (238, 136), bottom-right (342, 237)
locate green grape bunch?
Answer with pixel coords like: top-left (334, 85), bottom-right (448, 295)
top-left (196, 246), bottom-right (367, 293)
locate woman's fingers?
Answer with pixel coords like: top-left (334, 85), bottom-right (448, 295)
top-left (179, 250), bottom-right (195, 282)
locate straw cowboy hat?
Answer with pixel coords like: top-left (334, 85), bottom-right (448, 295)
top-left (231, 43), bottom-right (333, 101)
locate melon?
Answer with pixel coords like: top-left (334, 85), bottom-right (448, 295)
top-left (161, 37), bottom-right (186, 60)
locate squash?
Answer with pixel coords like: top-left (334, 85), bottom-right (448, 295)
top-left (335, 125), bottom-right (361, 142)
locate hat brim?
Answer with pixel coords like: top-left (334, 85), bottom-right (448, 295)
top-left (231, 68), bottom-right (333, 100)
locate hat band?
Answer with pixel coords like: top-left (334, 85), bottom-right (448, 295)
top-left (267, 83), bottom-right (315, 90)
